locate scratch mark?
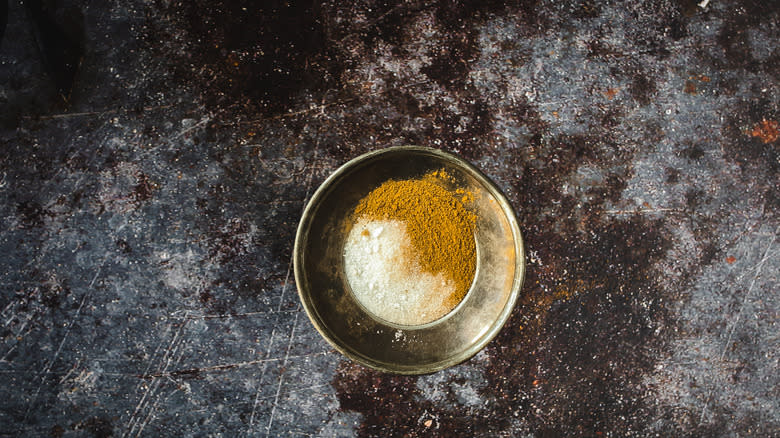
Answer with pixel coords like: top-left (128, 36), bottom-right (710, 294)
top-left (183, 309), bottom-right (299, 321)
top-left (247, 328), bottom-right (278, 432)
top-left (134, 332), bottom-right (189, 438)
top-left (717, 229), bottom-right (776, 363)
top-left (605, 208), bottom-right (684, 215)
top-left (699, 227), bottom-right (777, 424)
top-left (265, 307), bottom-right (301, 438)
top-left (276, 258), bottom-right (294, 314)
top-left (57, 360), bottom-right (81, 385)
top-left (127, 324), bottom-right (169, 406)
top-left (125, 322), bottom-right (186, 437)
top-left (23, 104), bottom-right (175, 120)
top-left (0, 346), bottom-right (17, 363)
top-left (1, 300), bottom-right (17, 321)
top-left (1, 316), bottom-right (35, 363)
top-left (123, 319), bottom-right (188, 438)
top-left (0, 352), bottom-right (330, 377)
top-left (135, 350), bottom-right (332, 379)
top-left (23, 255), bottom-right (108, 422)
top-left (171, 116), bottom-right (211, 142)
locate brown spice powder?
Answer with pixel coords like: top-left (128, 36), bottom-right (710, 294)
top-left (352, 170), bottom-right (477, 308)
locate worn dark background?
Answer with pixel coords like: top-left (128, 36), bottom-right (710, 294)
top-left (1, 0), bottom-right (778, 436)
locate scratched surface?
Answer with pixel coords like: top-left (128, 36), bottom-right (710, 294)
top-left (0, 0), bottom-right (778, 436)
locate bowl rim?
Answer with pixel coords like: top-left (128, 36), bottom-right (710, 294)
top-left (293, 145), bottom-right (525, 374)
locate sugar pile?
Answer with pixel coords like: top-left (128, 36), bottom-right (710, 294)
top-left (344, 217), bottom-right (458, 325)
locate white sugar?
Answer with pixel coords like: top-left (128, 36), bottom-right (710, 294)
top-left (344, 217), bottom-right (458, 325)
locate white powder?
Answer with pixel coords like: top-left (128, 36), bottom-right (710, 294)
top-left (344, 217), bottom-right (458, 325)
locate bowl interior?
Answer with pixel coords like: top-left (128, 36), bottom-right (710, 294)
top-left (294, 147), bottom-right (524, 374)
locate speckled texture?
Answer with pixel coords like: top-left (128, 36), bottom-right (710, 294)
top-left (0, 0), bottom-right (777, 436)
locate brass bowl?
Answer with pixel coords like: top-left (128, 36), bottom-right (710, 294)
top-left (294, 146), bottom-right (525, 374)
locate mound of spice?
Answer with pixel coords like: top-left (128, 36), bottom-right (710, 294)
top-left (343, 170), bottom-right (477, 325)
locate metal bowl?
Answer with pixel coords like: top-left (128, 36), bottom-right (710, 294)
top-left (294, 146), bottom-right (525, 374)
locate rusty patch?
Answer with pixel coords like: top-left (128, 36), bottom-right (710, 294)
top-left (603, 87), bottom-right (620, 99)
top-left (748, 119), bottom-right (779, 144)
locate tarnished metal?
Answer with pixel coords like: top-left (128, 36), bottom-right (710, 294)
top-left (294, 146), bottom-right (525, 374)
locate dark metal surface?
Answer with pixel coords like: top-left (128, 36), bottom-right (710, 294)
top-left (22, 0), bottom-right (83, 101)
top-left (0, 0), bottom-right (777, 436)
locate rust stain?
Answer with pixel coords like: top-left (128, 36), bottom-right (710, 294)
top-left (684, 74), bottom-right (711, 95)
top-left (748, 119), bottom-right (779, 144)
top-left (688, 74), bottom-right (710, 82)
top-left (533, 279), bottom-right (589, 310)
top-left (684, 80), bottom-right (697, 95)
top-left (602, 88), bottom-right (619, 99)
top-left (726, 256), bottom-right (736, 264)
